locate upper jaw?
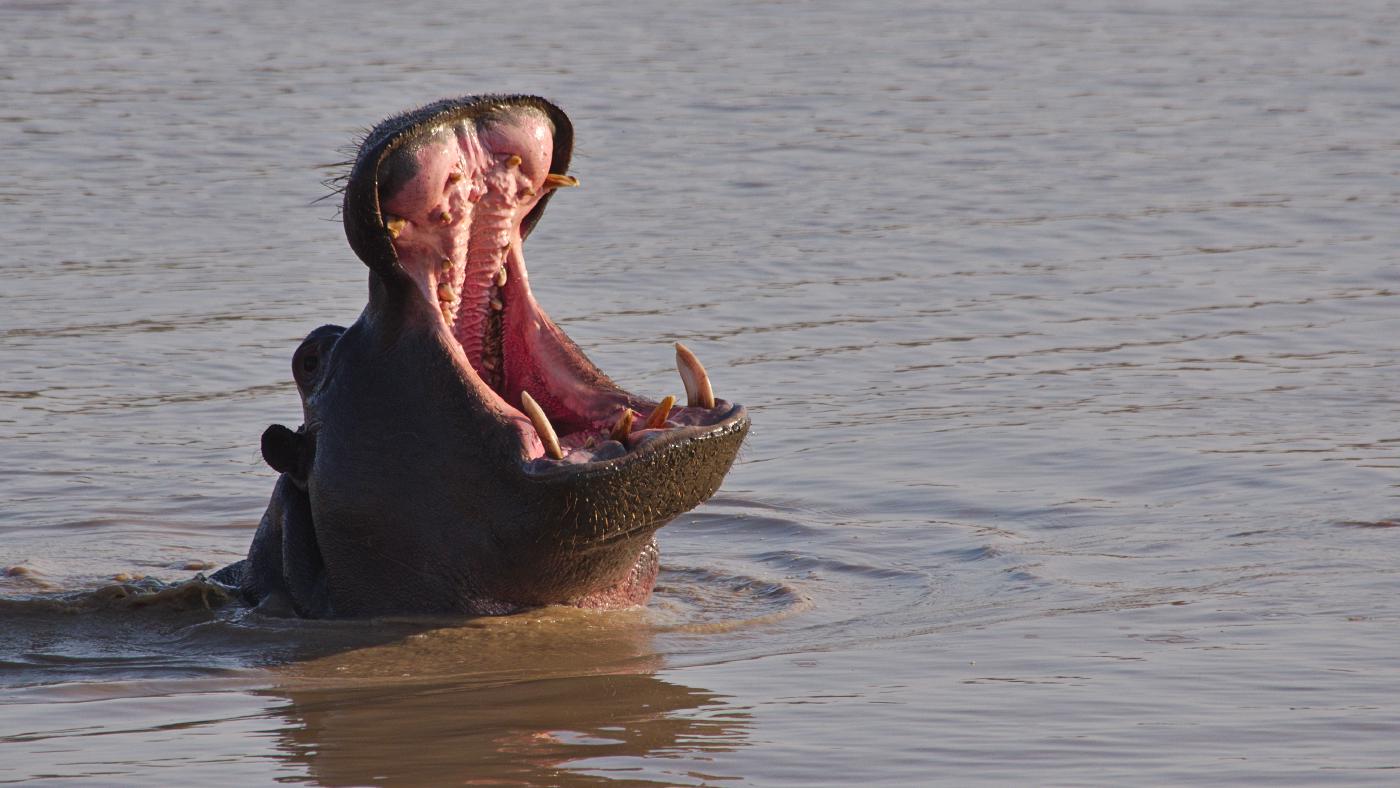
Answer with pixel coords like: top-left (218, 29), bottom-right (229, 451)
top-left (343, 94), bottom-right (743, 473)
top-left (342, 94), bottom-right (574, 285)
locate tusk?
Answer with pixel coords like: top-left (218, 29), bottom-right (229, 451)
top-left (675, 342), bottom-right (716, 409)
top-left (520, 391), bottom-right (564, 459)
top-left (544, 173), bottom-right (579, 189)
top-left (609, 408), bottom-right (636, 442)
top-left (385, 214), bottom-right (407, 239)
top-left (643, 395), bottom-right (675, 430)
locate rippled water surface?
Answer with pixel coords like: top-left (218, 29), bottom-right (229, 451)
top-left (4, 0), bottom-right (1400, 784)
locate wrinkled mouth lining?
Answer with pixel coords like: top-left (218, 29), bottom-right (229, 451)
top-left (369, 99), bottom-right (733, 469)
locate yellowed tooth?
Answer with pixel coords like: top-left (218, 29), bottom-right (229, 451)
top-left (490, 296), bottom-right (504, 311)
top-left (520, 391), bottom-right (564, 459)
top-left (440, 257), bottom-right (453, 273)
top-left (437, 282), bottom-right (454, 301)
top-left (385, 214), bottom-right (407, 239)
top-left (494, 266), bottom-right (508, 287)
top-left (544, 173), bottom-right (579, 189)
top-left (643, 395), bottom-right (675, 430)
top-left (675, 342), bottom-right (716, 409)
top-left (438, 209), bottom-right (453, 225)
top-left (506, 154), bottom-right (522, 168)
top-left (447, 171), bottom-right (463, 184)
top-left (610, 408), bottom-right (636, 442)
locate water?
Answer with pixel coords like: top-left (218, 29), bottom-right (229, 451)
top-left (3, 0), bottom-right (1399, 783)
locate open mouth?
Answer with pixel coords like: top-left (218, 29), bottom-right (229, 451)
top-left (365, 98), bottom-right (738, 468)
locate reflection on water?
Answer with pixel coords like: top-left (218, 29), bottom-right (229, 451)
top-left (269, 617), bottom-right (749, 786)
top-left (271, 674), bottom-right (745, 786)
top-left (1, 597), bottom-right (753, 785)
top-left (0, 568), bottom-right (794, 783)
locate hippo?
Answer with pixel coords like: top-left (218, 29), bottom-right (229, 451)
top-left (211, 95), bottom-right (749, 617)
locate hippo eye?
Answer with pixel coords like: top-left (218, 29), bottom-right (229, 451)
top-left (301, 354), bottom-right (319, 374)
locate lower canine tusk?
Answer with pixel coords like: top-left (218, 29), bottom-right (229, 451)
top-left (675, 342), bottom-right (716, 409)
top-left (544, 173), bottom-right (579, 189)
top-left (521, 391), bottom-right (564, 460)
top-left (643, 395), bottom-right (675, 430)
top-left (610, 408), bottom-right (636, 442)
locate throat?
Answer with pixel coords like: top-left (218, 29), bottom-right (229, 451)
top-left (468, 276), bottom-right (507, 393)
top-left (440, 258), bottom-right (510, 394)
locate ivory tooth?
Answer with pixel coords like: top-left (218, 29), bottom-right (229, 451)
top-left (610, 408), bottom-right (636, 442)
top-left (643, 395), bottom-right (675, 430)
top-left (544, 173), bottom-right (579, 189)
top-left (675, 342), bottom-right (716, 409)
top-left (521, 391), bottom-right (564, 460)
top-left (494, 266), bottom-right (508, 287)
top-left (385, 215), bottom-right (406, 239)
top-left (506, 154), bottom-right (522, 168)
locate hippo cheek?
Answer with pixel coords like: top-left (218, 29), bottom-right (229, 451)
top-left (270, 95), bottom-right (750, 617)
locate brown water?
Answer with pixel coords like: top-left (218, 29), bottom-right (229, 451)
top-left (4, 0), bottom-right (1400, 784)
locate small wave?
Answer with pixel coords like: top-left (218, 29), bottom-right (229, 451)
top-left (648, 566), bottom-right (810, 633)
top-left (1334, 519), bottom-right (1400, 529)
top-left (0, 575), bottom-right (233, 616)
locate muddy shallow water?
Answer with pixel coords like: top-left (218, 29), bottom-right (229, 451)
top-left (3, 0), bottom-right (1400, 784)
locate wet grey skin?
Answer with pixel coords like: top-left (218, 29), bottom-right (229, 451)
top-left (212, 95), bottom-right (749, 618)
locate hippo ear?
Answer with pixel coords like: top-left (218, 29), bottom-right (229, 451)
top-left (261, 424), bottom-right (306, 479)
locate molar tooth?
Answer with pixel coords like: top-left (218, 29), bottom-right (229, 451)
top-left (675, 342), bottom-right (716, 409)
top-left (494, 266), bottom-right (508, 287)
top-left (385, 215), bottom-right (406, 239)
top-left (609, 408), bottom-right (636, 442)
top-left (506, 154), bottom-right (522, 168)
top-left (544, 173), bottom-right (579, 189)
top-left (521, 391), bottom-right (564, 460)
top-left (643, 395), bottom-right (675, 430)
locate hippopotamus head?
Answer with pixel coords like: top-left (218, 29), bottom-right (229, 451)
top-left (227, 95), bottom-right (748, 617)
